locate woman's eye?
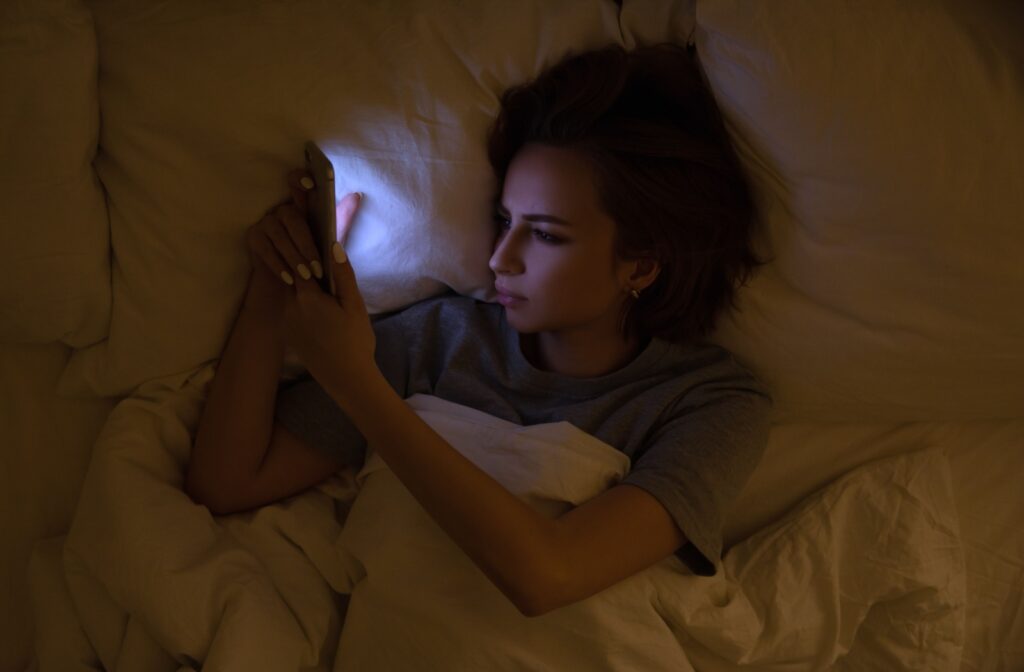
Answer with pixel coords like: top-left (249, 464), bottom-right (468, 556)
top-left (493, 214), bottom-right (562, 244)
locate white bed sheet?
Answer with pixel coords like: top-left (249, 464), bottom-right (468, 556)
top-left (5, 340), bottom-right (1024, 671)
top-left (725, 419), bottom-right (1024, 671)
top-left (42, 367), bottom-right (961, 670)
top-left (1, 341), bottom-right (116, 671)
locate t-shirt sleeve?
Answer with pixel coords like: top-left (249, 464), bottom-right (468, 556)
top-left (272, 302), bottom-right (421, 469)
top-left (620, 379), bottom-right (773, 577)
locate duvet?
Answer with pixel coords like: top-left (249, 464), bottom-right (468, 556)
top-left (50, 363), bottom-right (964, 671)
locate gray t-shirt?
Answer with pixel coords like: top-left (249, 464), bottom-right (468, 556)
top-left (274, 292), bottom-right (773, 576)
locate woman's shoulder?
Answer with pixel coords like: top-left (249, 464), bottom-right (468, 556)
top-left (659, 339), bottom-right (773, 407)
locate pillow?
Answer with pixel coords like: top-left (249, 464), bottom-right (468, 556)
top-left (56, 0), bottom-right (624, 397)
top-left (625, 1), bottom-right (1024, 422)
top-left (619, 0), bottom-right (696, 48)
top-left (0, 0), bottom-right (110, 346)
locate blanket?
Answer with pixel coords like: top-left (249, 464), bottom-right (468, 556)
top-left (48, 363), bottom-right (965, 671)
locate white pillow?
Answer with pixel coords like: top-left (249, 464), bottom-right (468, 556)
top-left (0, 0), bottom-right (110, 346)
top-left (647, 0), bottom-right (1024, 422)
top-left (57, 0), bottom-right (624, 397)
top-left (620, 0), bottom-right (695, 49)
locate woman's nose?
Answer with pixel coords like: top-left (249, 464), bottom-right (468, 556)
top-left (489, 232), bottom-right (522, 275)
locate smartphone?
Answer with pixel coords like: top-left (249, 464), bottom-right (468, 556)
top-left (304, 140), bottom-right (337, 296)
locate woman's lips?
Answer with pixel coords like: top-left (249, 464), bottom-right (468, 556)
top-left (495, 285), bottom-right (526, 306)
top-left (496, 293), bottom-right (524, 307)
top-left (495, 285), bottom-right (525, 300)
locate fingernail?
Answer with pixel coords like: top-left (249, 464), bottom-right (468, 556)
top-left (310, 260), bottom-right (323, 278)
top-left (280, 270), bottom-right (294, 285)
top-left (300, 176), bottom-right (314, 190)
top-left (332, 241), bottom-right (347, 264)
top-left (297, 263), bottom-right (311, 280)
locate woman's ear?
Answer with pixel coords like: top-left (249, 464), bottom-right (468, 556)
top-left (630, 257), bottom-right (660, 291)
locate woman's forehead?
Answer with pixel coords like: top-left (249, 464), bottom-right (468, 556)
top-left (502, 146), bottom-right (603, 216)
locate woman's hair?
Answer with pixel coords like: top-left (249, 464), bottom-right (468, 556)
top-left (486, 42), bottom-right (772, 345)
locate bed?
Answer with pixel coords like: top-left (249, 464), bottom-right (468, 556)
top-left (3, 0), bottom-right (1022, 670)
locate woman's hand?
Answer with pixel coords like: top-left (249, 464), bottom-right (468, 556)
top-left (281, 190), bottom-right (376, 401)
top-left (242, 168), bottom-right (373, 395)
top-left (245, 169), bottom-right (322, 306)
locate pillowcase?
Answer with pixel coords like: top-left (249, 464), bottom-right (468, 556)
top-left (628, 0), bottom-right (1024, 422)
top-left (57, 0), bottom-right (624, 397)
top-left (619, 0), bottom-right (696, 48)
top-left (0, 0), bottom-right (110, 346)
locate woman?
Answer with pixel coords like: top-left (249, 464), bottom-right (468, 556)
top-left (186, 42), bottom-right (773, 618)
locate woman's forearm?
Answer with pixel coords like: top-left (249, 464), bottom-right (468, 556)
top-left (185, 271), bottom-right (287, 505)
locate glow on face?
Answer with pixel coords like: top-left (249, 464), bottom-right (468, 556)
top-left (489, 143), bottom-right (628, 333)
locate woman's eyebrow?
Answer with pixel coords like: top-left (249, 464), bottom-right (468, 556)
top-left (495, 203), bottom-right (573, 227)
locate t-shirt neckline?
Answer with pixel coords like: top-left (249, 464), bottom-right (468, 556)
top-left (498, 307), bottom-right (672, 398)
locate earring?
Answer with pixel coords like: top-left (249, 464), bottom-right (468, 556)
top-left (629, 288), bottom-right (640, 299)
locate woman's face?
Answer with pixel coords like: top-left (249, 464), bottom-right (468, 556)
top-left (489, 143), bottom-right (635, 338)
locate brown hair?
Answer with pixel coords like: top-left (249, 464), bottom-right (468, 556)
top-left (486, 42), bottom-right (771, 345)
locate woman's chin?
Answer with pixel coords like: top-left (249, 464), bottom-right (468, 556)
top-left (503, 305), bottom-right (533, 330)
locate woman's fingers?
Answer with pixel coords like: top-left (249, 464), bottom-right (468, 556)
top-left (287, 169), bottom-right (312, 216)
top-left (268, 173), bottom-right (359, 286)
top-left (336, 192), bottom-right (363, 246)
top-left (276, 206), bottom-right (322, 279)
top-left (262, 208), bottom-right (318, 282)
top-left (252, 218), bottom-right (299, 285)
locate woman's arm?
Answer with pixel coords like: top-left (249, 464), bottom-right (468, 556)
top-left (187, 169), bottom-right (356, 513)
top-left (184, 269), bottom-right (289, 509)
top-left (331, 368), bottom-right (686, 618)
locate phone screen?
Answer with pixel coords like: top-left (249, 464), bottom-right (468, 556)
top-left (304, 141), bottom-right (338, 296)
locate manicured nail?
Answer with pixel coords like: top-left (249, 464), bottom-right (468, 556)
top-left (300, 176), bottom-right (314, 190)
top-left (332, 241), bottom-right (347, 264)
top-left (297, 263), bottom-right (311, 280)
top-left (280, 270), bottom-right (294, 285)
top-left (310, 260), bottom-right (323, 278)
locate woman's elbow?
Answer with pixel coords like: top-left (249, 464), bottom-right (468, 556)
top-left (186, 486), bottom-right (247, 517)
top-left (183, 464), bottom-right (239, 516)
top-left (515, 560), bottom-right (570, 618)
top-left (518, 597), bottom-right (550, 619)
top-left (518, 580), bottom-right (569, 618)
top-left (183, 469), bottom-right (216, 512)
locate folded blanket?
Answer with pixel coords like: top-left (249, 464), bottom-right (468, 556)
top-left (54, 363), bottom-right (965, 671)
top-left (63, 362), bottom-right (353, 671)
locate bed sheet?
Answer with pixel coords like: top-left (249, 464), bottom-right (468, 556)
top-left (31, 369), bottom-right (965, 670)
top-left (0, 341), bottom-right (117, 672)
top-left (6, 340), bottom-right (1023, 670)
top-left (726, 420), bottom-right (1024, 671)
